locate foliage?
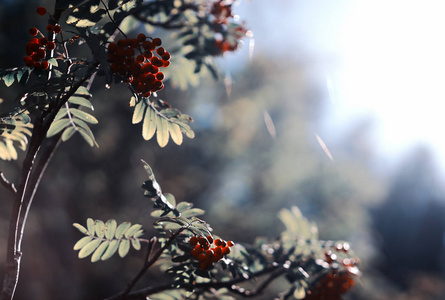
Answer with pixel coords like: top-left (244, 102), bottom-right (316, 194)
top-left (0, 1), bottom-right (360, 300)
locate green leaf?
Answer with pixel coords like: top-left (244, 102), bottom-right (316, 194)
top-left (95, 220), bottom-right (105, 239)
top-left (124, 224), bottom-right (142, 238)
top-left (156, 117), bottom-right (169, 147)
top-left (131, 238), bottom-right (141, 251)
top-left (164, 193), bottom-right (176, 207)
top-left (54, 108), bottom-right (68, 121)
top-left (118, 239), bottom-right (130, 258)
top-left (133, 229), bottom-right (144, 238)
top-left (61, 127), bottom-right (76, 141)
top-left (70, 108), bottom-right (98, 124)
top-left (3, 73), bottom-right (15, 87)
top-left (87, 218), bottom-right (95, 235)
top-left (46, 118), bottom-right (70, 137)
top-left (181, 208), bottom-right (205, 218)
top-left (105, 219), bottom-right (117, 239)
top-left (47, 58), bottom-right (58, 67)
top-left (176, 202), bottom-right (193, 212)
top-left (75, 86), bottom-right (90, 96)
top-left (168, 122), bottom-right (183, 145)
top-left (78, 238), bottom-right (101, 259)
top-left (101, 240), bottom-right (119, 261)
top-left (73, 236), bottom-right (94, 250)
top-left (91, 240), bottom-right (110, 262)
top-left (68, 96), bottom-right (93, 109)
top-left (160, 108), bottom-right (181, 117)
top-left (73, 223), bottom-right (90, 235)
top-left (293, 284), bottom-right (306, 299)
top-left (77, 127), bottom-right (97, 147)
top-left (115, 222), bottom-right (131, 239)
top-left (132, 99), bottom-right (146, 124)
top-left (177, 122), bottom-right (195, 139)
top-left (142, 105), bottom-right (157, 140)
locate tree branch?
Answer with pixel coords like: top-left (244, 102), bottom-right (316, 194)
top-left (0, 172), bottom-right (16, 195)
top-left (107, 229), bottom-right (186, 300)
top-left (106, 263), bottom-right (287, 300)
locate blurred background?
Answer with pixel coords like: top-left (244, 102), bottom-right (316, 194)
top-left (1, 0), bottom-right (445, 299)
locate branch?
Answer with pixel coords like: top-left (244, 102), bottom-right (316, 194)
top-left (107, 264), bottom-right (285, 300)
top-left (0, 172), bottom-right (16, 195)
top-left (107, 229), bottom-right (186, 300)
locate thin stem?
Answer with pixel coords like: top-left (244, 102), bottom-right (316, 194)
top-left (0, 172), bottom-right (16, 195)
top-left (107, 265), bottom-right (284, 300)
top-left (107, 229), bottom-right (186, 300)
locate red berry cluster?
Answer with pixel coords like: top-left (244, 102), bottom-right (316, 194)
top-left (209, 1), bottom-right (247, 54)
top-left (107, 35), bottom-right (171, 98)
top-left (304, 271), bottom-right (355, 300)
top-left (23, 7), bottom-right (61, 70)
top-left (189, 235), bottom-right (234, 270)
top-left (211, 0), bottom-right (234, 24)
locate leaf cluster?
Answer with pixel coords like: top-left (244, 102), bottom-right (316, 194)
top-left (73, 218), bottom-right (144, 262)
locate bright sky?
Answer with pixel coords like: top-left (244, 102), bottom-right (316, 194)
top-left (236, 0), bottom-right (445, 171)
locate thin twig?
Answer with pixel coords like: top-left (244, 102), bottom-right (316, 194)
top-left (106, 229), bottom-right (186, 300)
top-left (0, 172), bottom-right (17, 195)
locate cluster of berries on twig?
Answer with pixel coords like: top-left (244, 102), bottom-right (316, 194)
top-left (210, 0), bottom-right (248, 54)
top-left (107, 35), bottom-right (171, 98)
top-left (303, 243), bottom-right (359, 300)
top-left (189, 235), bottom-right (234, 270)
top-left (23, 7), bottom-right (60, 70)
top-left (304, 270), bottom-right (356, 300)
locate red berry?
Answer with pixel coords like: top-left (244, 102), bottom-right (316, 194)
top-left (162, 60), bottom-right (170, 67)
top-left (215, 239), bottom-right (222, 246)
top-left (136, 55), bottom-right (145, 63)
top-left (189, 236), bottom-right (198, 246)
top-left (41, 61), bottom-right (49, 70)
top-left (156, 47), bottom-right (165, 55)
top-left (39, 37), bottom-right (48, 45)
top-left (155, 72), bottom-right (164, 80)
top-left (23, 56), bottom-right (34, 66)
top-left (227, 240), bottom-right (234, 247)
top-left (54, 25), bottom-right (62, 34)
top-left (46, 41), bottom-right (55, 50)
top-left (137, 33), bottom-right (146, 42)
top-left (46, 24), bottom-right (55, 32)
top-left (152, 38), bottom-right (162, 46)
top-left (162, 52), bottom-right (171, 61)
top-left (222, 247), bottom-right (230, 255)
top-left (37, 6), bottom-right (47, 16)
top-left (29, 27), bottom-right (38, 36)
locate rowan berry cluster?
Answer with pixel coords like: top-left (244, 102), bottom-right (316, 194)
top-left (209, 0), bottom-right (247, 54)
top-left (23, 7), bottom-right (61, 70)
top-left (107, 35), bottom-right (171, 98)
top-left (304, 271), bottom-right (355, 300)
top-left (189, 235), bottom-right (234, 270)
top-left (211, 0), bottom-right (234, 24)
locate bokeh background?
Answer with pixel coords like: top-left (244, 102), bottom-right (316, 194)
top-left (1, 0), bottom-right (445, 299)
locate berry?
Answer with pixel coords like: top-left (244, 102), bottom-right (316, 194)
top-left (54, 25), bottom-right (62, 34)
top-left (37, 6), bottom-right (47, 16)
top-left (23, 56), bottom-right (34, 67)
top-left (41, 61), bottom-right (49, 70)
top-left (152, 38), bottom-right (162, 46)
top-left (46, 24), bottom-right (55, 32)
top-left (137, 33), bottom-right (146, 42)
top-left (29, 27), bottom-right (38, 36)
top-left (39, 37), bottom-right (48, 45)
top-left (46, 41), bottom-right (55, 50)
top-left (189, 236), bottom-right (198, 246)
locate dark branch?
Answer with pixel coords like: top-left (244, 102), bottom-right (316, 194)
top-left (107, 265), bottom-right (285, 300)
top-left (107, 229), bottom-right (186, 300)
top-left (0, 172), bottom-right (16, 195)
